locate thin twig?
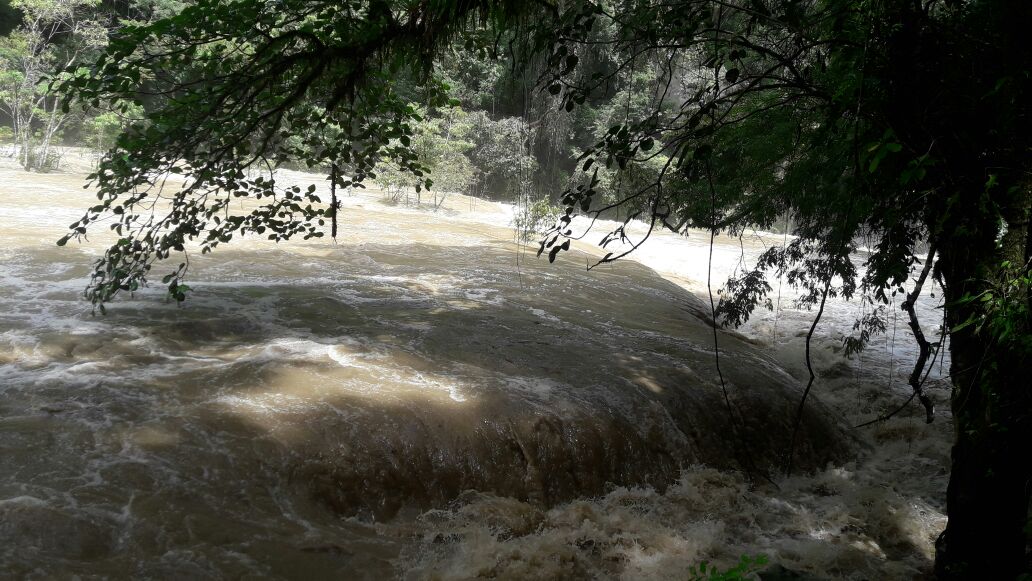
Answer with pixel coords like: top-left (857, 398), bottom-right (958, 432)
top-left (785, 277), bottom-right (830, 475)
top-left (901, 244), bottom-right (937, 423)
top-left (705, 158), bottom-right (766, 481)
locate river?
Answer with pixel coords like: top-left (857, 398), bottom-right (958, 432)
top-left (0, 153), bottom-right (950, 579)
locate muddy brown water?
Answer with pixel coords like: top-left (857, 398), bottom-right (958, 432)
top-left (0, 157), bottom-right (947, 579)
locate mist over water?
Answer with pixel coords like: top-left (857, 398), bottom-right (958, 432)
top-left (0, 156), bottom-right (950, 579)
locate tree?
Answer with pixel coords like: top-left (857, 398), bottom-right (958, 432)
top-left (466, 111), bottom-right (538, 199)
top-left (54, 1), bottom-right (1030, 577)
top-left (374, 104), bottom-right (476, 207)
top-left (80, 105), bottom-right (140, 164)
top-left (0, 2), bottom-right (22, 36)
top-left (535, 3), bottom-right (1031, 577)
top-left (0, 0), bottom-right (105, 170)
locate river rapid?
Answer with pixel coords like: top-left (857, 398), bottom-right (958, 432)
top-left (0, 154), bottom-right (951, 579)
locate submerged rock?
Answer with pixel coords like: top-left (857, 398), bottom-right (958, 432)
top-left (214, 243), bottom-right (859, 519)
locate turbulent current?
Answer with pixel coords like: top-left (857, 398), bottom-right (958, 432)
top-left (0, 154), bottom-right (951, 579)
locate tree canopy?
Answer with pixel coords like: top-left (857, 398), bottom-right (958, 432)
top-left (49, 0), bottom-right (1032, 577)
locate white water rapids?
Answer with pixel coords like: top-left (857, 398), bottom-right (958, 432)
top-left (0, 152), bottom-right (950, 579)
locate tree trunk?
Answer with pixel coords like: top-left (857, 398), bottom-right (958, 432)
top-left (934, 185), bottom-right (1032, 579)
top-left (35, 97), bottom-right (67, 172)
top-left (15, 106), bottom-right (31, 169)
top-left (20, 125), bottom-right (30, 168)
top-left (936, 324), bottom-right (1031, 578)
top-left (36, 125), bottom-right (54, 171)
